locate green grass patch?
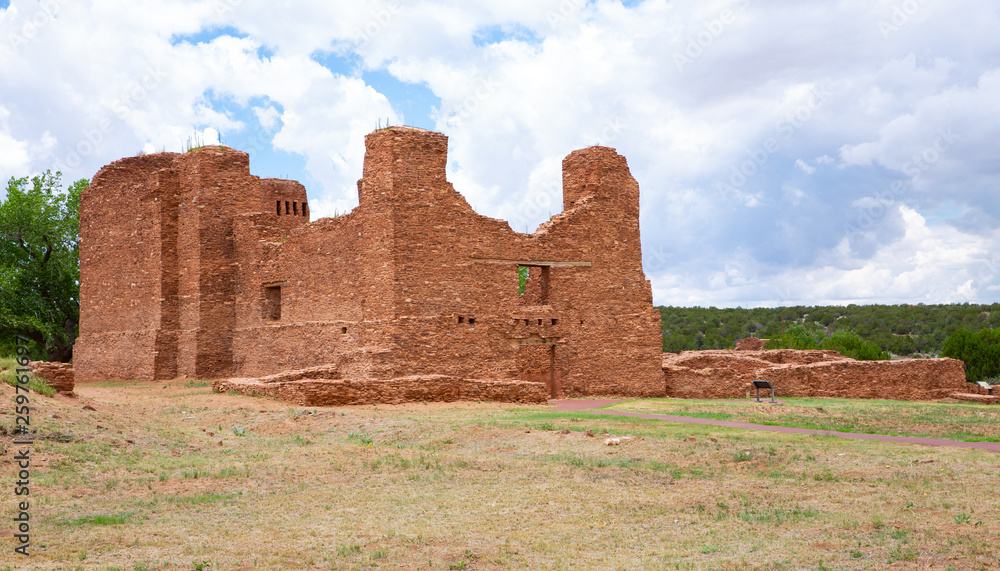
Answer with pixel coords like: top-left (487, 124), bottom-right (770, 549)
top-left (0, 356), bottom-right (56, 396)
top-left (60, 512), bottom-right (135, 527)
top-left (609, 397), bottom-right (1000, 442)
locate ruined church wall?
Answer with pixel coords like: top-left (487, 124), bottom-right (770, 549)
top-left (357, 130), bottom-right (525, 381)
top-left (76, 153), bottom-right (178, 381)
top-left (232, 211), bottom-right (375, 378)
top-left (171, 147), bottom-right (274, 378)
top-left (506, 148), bottom-right (664, 397)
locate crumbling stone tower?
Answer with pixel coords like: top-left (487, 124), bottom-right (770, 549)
top-left (75, 147), bottom-right (309, 381)
top-left (76, 127), bottom-right (664, 402)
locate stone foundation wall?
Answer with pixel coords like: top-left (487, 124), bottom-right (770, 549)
top-left (214, 373), bottom-right (547, 406)
top-left (663, 350), bottom-right (969, 401)
top-left (29, 361), bottom-right (75, 395)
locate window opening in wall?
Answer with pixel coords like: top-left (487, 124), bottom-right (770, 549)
top-left (285, 201), bottom-right (290, 215)
top-left (551, 319), bottom-right (558, 326)
top-left (302, 201), bottom-right (308, 217)
top-left (458, 316), bottom-right (465, 324)
top-left (517, 265), bottom-right (551, 304)
top-left (468, 318), bottom-right (475, 325)
top-left (341, 327), bottom-right (347, 334)
top-left (537, 319), bottom-right (542, 326)
top-left (276, 200), bottom-right (281, 216)
top-left (539, 266), bottom-right (550, 303)
top-left (262, 285), bottom-right (281, 321)
top-left (293, 201), bottom-right (298, 215)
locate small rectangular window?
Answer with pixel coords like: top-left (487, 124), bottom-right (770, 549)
top-left (468, 318), bottom-right (475, 325)
top-left (285, 201), bottom-right (290, 215)
top-left (458, 316), bottom-right (465, 324)
top-left (293, 201), bottom-right (298, 215)
top-left (262, 285), bottom-right (281, 321)
top-left (341, 326), bottom-right (347, 334)
top-left (551, 319), bottom-right (558, 326)
top-left (276, 200), bottom-right (281, 216)
top-left (302, 201), bottom-right (308, 217)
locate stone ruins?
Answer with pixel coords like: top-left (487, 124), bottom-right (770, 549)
top-left (74, 126), bottom-right (976, 405)
top-left (76, 127), bottom-right (663, 404)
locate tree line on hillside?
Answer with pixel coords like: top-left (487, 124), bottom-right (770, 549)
top-left (658, 304), bottom-right (1000, 357)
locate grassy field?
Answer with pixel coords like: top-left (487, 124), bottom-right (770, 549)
top-left (605, 398), bottom-right (1000, 442)
top-left (1, 381), bottom-right (999, 570)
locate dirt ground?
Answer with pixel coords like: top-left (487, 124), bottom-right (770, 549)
top-left (2, 379), bottom-right (999, 570)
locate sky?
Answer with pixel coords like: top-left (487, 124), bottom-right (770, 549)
top-left (1, 0), bottom-right (999, 308)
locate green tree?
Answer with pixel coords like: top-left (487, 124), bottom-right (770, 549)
top-left (0, 171), bottom-right (87, 361)
top-left (821, 328), bottom-right (889, 361)
top-left (942, 327), bottom-right (1000, 383)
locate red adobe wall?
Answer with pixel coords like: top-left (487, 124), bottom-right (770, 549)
top-left (77, 147), bottom-right (308, 382)
top-left (76, 153), bottom-right (175, 381)
top-left (663, 350), bottom-right (970, 401)
top-left (77, 128), bottom-right (664, 403)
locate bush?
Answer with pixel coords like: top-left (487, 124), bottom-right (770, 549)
top-left (942, 327), bottom-right (1000, 383)
top-left (765, 324), bottom-right (822, 350)
top-left (766, 325), bottom-right (888, 360)
top-left (822, 329), bottom-right (890, 361)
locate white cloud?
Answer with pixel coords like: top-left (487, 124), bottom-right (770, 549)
top-left (0, 105), bottom-right (30, 177)
top-left (795, 158), bottom-right (815, 174)
top-left (2, 0), bottom-right (1000, 305)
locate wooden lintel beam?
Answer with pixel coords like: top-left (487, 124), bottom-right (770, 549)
top-left (471, 258), bottom-right (592, 268)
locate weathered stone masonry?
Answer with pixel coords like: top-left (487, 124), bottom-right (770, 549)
top-left (76, 127), bottom-right (665, 403)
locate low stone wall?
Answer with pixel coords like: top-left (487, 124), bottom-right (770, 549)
top-left (29, 361), bottom-right (75, 395)
top-left (663, 350), bottom-right (969, 401)
top-left (734, 337), bottom-right (766, 351)
top-left (214, 373), bottom-right (548, 406)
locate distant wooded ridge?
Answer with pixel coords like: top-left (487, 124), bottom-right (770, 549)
top-left (657, 303), bottom-right (1000, 356)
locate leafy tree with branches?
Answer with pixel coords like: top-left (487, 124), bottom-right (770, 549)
top-left (942, 327), bottom-right (1000, 383)
top-left (0, 171), bottom-right (87, 361)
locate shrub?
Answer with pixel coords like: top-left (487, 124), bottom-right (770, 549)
top-left (766, 326), bottom-right (888, 360)
top-left (822, 329), bottom-right (890, 361)
top-left (942, 327), bottom-right (1000, 382)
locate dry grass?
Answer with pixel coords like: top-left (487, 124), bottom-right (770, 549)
top-left (607, 397), bottom-right (1000, 442)
top-left (1, 381), bottom-right (999, 570)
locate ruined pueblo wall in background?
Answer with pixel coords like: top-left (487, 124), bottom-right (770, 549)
top-left (663, 350), bottom-right (969, 401)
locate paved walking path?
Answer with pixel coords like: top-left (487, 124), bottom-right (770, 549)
top-left (549, 399), bottom-right (1000, 453)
